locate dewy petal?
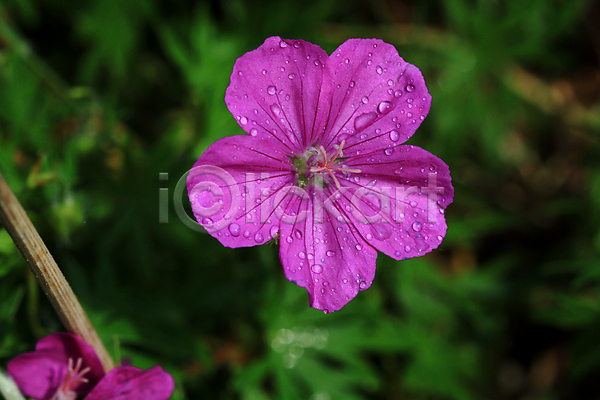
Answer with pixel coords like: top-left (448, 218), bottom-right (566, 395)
top-left (84, 366), bottom-right (174, 400)
top-left (319, 39), bottom-right (431, 157)
top-left (7, 333), bottom-right (104, 400)
top-left (342, 145), bottom-right (453, 260)
top-left (278, 186), bottom-right (377, 313)
top-left (225, 36), bottom-right (332, 151)
top-left (187, 134), bottom-right (296, 248)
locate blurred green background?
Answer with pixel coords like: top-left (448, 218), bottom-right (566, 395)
top-left (1, 0), bottom-right (599, 399)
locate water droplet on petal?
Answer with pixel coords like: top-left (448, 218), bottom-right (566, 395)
top-left (389, 130), bottom-right (400, 142)
top-left (387, 79), bottom-right (394, 86)
top-left (405, 84), bottom-right (415, 92)
top-left (376, 65), bottom-right (383, 74)
top-left (359, 281), bottom-right (367, 289)
top-left (294, 229), bottom-right (303, 239)
top-left (361, 96), bottom-right (369, 104)
top-left (412, 221), bottom-right (423, 232)
top-left (384, 148), bottom-right (393, 156)
top-left (267, 85), bottom-right (276, 95)
top-left (254, 233), bottom-right (264, 243)
top-left (337, 133), bottom-right (350, 143)
top-left (354, 112), bottom-right (377, 131)
top-left (270, 104), bottom-right (281, 116)
top-left (286, 236), bottom-right (293, 243)
top-left (326, 250), bottom-right (335, 257)
top-left (349, 81), bottom-right (355, 88)
top-left (378, 101), bottom-right (391, 114)
top-left (288, 73), bottom-right (295, 79)
top-left (355, 244), bottom-right (362, 250)
top-left (311, 264), bottom-right (323, 274)
top-left (404, 245), bottom-right (412, 252)
top-left (240, 116), bottom-right (248, 125)
top-left (299, 251), bottom-right (306, 259)
top-left (250, 128), bottom-right (258, 136)
top-left (370, 224), bottom-right (392, 240)
top-left (228, 223), bottom-right (241, 237)
top-left (243, 231), bottom-right (251, 238)
top-left (394, 90), bottom-right (402, 98)
top-left (270, 226), bottom-right (279, 238)
top-left (279, 40), bottom-right (288, 48)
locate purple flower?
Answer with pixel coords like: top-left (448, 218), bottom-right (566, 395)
top-left (7, 332), bottom-right (174, 400)
top-left (187, 37), bottom-right (453, 313)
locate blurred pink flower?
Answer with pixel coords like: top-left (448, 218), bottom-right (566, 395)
top-left (7, 332), bottom-right (174, 400)
top-left (187, 37), bottom-right (453, 312)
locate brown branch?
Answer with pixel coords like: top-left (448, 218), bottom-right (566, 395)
top-left (0, 172), bottom-right (114, 373)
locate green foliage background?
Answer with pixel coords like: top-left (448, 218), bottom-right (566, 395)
top-left (1, 0), bottom-right (599, 399)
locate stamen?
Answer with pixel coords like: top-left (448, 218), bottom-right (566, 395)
top-left (327, 170), bottom-right (341, 189)
top-left (307, 140), bottom-right (361, 189)
top-left (319, 146), bottom-right (328, 164)
top-left (330, 140), bottom-right (345, 159)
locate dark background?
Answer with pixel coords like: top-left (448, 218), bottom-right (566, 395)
top-left (1, 0), bottom-right (600, 399)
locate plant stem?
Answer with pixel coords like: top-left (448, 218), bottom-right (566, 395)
top-left (0, 172), bottom-right (114, 373)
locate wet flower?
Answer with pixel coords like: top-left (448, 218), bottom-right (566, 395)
top-left (187, 37), bottom-right (453, 312)
top-left (7, 332), bottom-right (174, 400)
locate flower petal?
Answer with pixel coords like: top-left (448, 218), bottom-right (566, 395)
top-left (187, 134), bottom-right (296, 248)
top-left (319, 39), bottom-right (431, 156)
top-left (84, 366), bottom-right (174, 400)
top-left (342, 145), bottom-right (453, 260)
top-left (278, 186), bottom-right (377, 313)
top-left (7, 350), bottom-right (66, 400)
top-left (225, 36), bottom-right (332, 152)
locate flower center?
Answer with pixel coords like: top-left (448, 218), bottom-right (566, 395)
top-left (293, 140), bottom-right (360, 189)
top-left (51, 358), bottom-right (91, 400)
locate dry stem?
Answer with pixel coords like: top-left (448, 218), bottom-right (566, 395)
top-left (0, 172), bottom-right (114, 372)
